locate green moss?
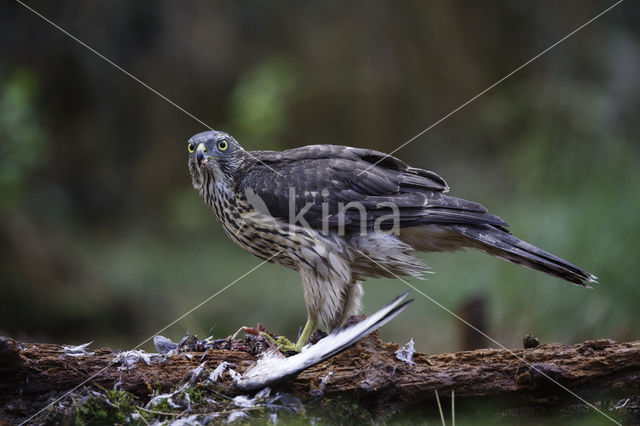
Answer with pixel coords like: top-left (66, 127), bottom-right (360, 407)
top-left (75, 389), bottom-right (139, 425)
top-left (185, 386), bottom-right (203, 403)
top-left (148, 397), bottom-right (176, 414)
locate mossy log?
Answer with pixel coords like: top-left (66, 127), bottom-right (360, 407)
top-left (1, 333), bottom-right (639, 422)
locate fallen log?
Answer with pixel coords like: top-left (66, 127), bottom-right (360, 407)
top-left (1, 332), bottom-right (639, 423)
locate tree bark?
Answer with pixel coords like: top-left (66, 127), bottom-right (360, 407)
top-left (2, 333), bottom-right (639, 422)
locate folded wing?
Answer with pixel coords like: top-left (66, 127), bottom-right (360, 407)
top-left (236, 145), bottom-right (507, 231)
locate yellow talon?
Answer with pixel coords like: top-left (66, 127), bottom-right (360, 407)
top-left (259, 332), bottom-right (299, 353)
top-left (257, 318), bottom-right (317, 353)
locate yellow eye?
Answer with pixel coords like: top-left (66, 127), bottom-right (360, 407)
top-left (188, 143), bottom-right (195, 153)
top-left (217, 139), bottom-right (228, 151)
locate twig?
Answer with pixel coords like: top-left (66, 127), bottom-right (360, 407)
top-left (135, 407), bottom-right (151, 426)
top-left (91, 381), bottom-right (109, 393)
top-left (451, 389), bottom-right (455, 426)
top-left (135, 406), bottom-right (183, 417)
top-left (435, 389), bottom-right (445, 426)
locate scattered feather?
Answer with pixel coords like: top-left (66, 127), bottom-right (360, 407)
top-left (146, 387), bottom-right (185, 410)
top-left (62, 342), bottom-right (94, 357)
top-left (189, 361), bottom-right (207, 384)
top-left (113, 372), bottom-right (124, 390)
top-left (395, 338), bottom-right (416, 366)
top-left (232, 388), bottom-right (276, 408)
top-left (319, 372), bottom-right (333, 390)
top-left (255, 387), bottom-right (271, 400)
top-left (164, 414), bottom-right (203, 426)
top-left (615, 398), bottom-right (630, 410)
top-left (114, 350), bottom-right (159, 370)
top-left (153, 335), bottom-right (178, 354)
top-left (199, 347), bottom-right (210, 362)
top-left (228, 368), bottom-right (240, 380)
top-left (208, 361), bottom-right (233, 382)
top-left (226, 410), bottom-right (248, 423)
top-left (232, 395), bottom-right (256, 408)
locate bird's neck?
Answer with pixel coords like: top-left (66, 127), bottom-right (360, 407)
top-left (200, 170), bottom-right (236, 221)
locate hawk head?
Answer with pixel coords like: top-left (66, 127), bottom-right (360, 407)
top-left (187, 130), bottom-right (245, 189)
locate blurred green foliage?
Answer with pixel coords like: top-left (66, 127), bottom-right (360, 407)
top-left (229, 55), bottom-right (299, 147)
top-left (1, 1), bottom-right (639, 363)
top-left (0, 70), bottom-right (48, 206)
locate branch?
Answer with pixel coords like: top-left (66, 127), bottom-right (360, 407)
top-left (2, 333), bottom-right (639, 422)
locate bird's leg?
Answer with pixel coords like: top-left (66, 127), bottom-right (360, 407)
top-left (295, 317), bottom-right (317, 350)
top-left (258, 332), bottom-right (299, 353)
top-left (259, 318), bottom-right (316, 352)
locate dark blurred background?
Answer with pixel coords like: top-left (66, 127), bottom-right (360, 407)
top-left (1, 1), bottom-right (638, 354)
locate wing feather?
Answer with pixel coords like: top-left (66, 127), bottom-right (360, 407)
top-left (235, 145), bottom-right (507, 231)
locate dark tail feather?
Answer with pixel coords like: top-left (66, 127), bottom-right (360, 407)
top-left (450, 225), bottom-right (597, 287)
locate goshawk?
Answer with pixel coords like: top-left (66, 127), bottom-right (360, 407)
top-left (187, 130), bottom-right (596, 349)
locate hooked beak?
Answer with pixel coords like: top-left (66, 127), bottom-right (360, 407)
top-left (196, 143), bottom-right (206, 166)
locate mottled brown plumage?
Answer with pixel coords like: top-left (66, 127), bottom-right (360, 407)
top-left (187, 130), bottom-right (596, 348)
